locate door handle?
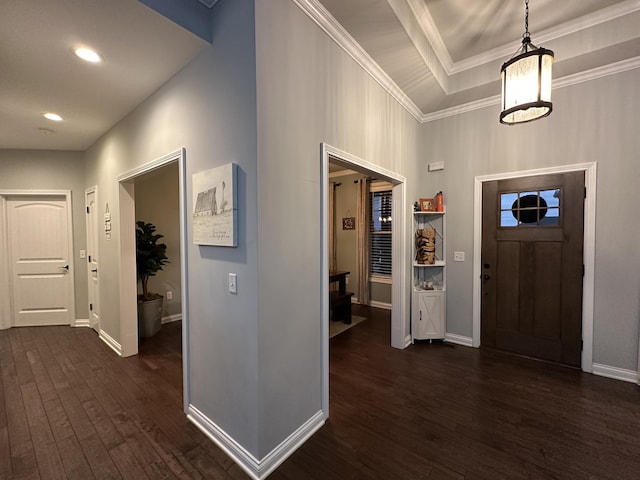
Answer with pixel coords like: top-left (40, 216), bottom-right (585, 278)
top-left (91, 269), bottom-right (98, 273)
top-left (484, 274), bottom-right (491, 280)
top-left (61, 265), bottom-right (69, 270)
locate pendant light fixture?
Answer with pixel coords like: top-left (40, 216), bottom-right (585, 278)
top-left (500, 0), bottom-right (554, 125)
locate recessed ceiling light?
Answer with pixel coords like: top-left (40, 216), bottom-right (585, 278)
top-left (74, 47), bottom-right (102, 63)
top-left (43, 113), bottom-right (63, 122)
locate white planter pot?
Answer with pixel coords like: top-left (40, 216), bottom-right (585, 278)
top-left (138, 295), bottom-right (163, 338)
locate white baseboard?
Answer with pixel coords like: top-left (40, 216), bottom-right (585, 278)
top-left (404, 335), bottom-right (412, 348)
top-left (592, 363), bottom-right (638, 384)
top-left (445, 333), bottom-right (473, 347)
top-left (162, 313), bottom-right (182, 324)
top-left (368, 300), bottom-right (392, 310)
top-left (99, 329), bottom-right (122, 356)
top-left (73, 318), bottom-right (90, 328)
top-left (187, 405), bottom-right (324, 480)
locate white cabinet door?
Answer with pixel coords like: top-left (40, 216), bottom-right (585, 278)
top-left (412, 290), bottom-right (445, 341)
top-left (8, 196), bottom-right (73, 326)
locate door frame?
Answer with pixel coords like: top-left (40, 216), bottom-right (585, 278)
top-left (85, 186), bottom-right (99, 332)
top-left (472, 163), bottom-right (597, 372)
top-left (117, 148), bottom-right (190, 412)
top-left (0, 190), bottom-right (76, 329)
top-left (321, 143), bottom-right (407, 417)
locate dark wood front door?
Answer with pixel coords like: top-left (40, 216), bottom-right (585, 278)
top-left (481, 171), bottom-right (585, 367)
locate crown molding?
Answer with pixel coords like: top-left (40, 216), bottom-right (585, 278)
top-left (291, 0), bottom-right (423, 122)
top-left (406, 0), bottom-right (453, 72)
top-left (389, 0), bottom-right (448, 92)
top-left (553, 55), bottom-right (640, 90)
top-left (420, 95), bottom-right (501, 123)
top-left (291, 0), bottom-right (640, 125)
top-left (450, 0), bottom-right (640, 74)
top-left (421, 55), bottom-right (640, 123)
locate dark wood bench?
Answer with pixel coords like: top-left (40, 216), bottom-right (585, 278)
top-left (330, 290), bottom-right (354, 324)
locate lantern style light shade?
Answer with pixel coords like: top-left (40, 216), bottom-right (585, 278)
top-left (500, 46), bottom-right (554, 124)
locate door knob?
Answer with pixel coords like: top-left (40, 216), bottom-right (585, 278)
top-left (484, 274), bottom-right (491, 280)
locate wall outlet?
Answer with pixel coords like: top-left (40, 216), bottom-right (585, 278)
top-left (453, 251), bottom-right (465, 262)
top-left (166, 291), bottom-right (173, 300)
top-left (229, 273), bottom-right (237, 294)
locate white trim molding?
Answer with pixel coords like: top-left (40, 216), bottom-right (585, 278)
top-left (291, 0), bottom-right (423, 122)
top-left (592, 363), bottom-right (638, 384)
top-left (369, 300), bottom-right (392, 311)
top-left (472, 163), bottom-right (597, 373)
top-left (188, 405), bottom-right (324, 480)
top-left (421, 56), bottom-right (640, 123)
top-left (0, 196), bottom-right (10, 331)
top-left (292, 0), bottom-right (640, 124)
top-left (99, 329), bottom-right (122, 356)
top-left (445, 333), bottom-right (473, 348)
top-left (74, 319), bottom-right (90, 328)
top-left (321, 143), bottom-right (407, 419)
top-left (161, 313), bottom-right (183, 324)
top-left (117, 147), bottom-right (190, 413)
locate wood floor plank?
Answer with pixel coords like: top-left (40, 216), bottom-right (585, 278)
top-left (0, 425), bottom-right (13, 479)
top-left (21, 383), bottom-right (66, 480)
top-left (1, 334), bottom-right (39, 480)
top-left (109, 442), bottom-right (150, 480)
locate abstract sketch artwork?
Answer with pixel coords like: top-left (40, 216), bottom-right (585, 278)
top-left (192, 163), bottom-right (238, 247)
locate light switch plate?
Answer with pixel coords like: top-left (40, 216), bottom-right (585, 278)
top-left (454, 251), bottom-right (465, 262)
top-left (228, 273), bottom-right (237, 294)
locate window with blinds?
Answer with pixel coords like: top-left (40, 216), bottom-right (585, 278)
top-left (370, 189), bottom-right (392, 277)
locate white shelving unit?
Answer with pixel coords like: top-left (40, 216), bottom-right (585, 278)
top-left (412, 210), bottom-right (446, 341)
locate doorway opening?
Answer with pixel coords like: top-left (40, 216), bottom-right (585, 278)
top-left (472, 163), bottom-right (597, 372)
top-left (321, 143), bottom-right (407, 417)
top-left (117, 148), bottom-right (190, 412)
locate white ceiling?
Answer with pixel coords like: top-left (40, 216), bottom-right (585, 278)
top-left (2, 0), bottom-right (640, 151)
top-left (0, 0), bottom-right (208, 151)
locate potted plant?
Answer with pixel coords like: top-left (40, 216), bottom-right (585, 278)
top-left (136, 221), bottom-right (169, 338)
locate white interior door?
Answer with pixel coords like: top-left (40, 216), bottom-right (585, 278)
top-left (86, 188), bottom-right (100, 332)
top-left (8, 195), bottom-right (74, 326)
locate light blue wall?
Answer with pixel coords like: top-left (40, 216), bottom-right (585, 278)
top-left (84, 0), bottom-right (260, 456)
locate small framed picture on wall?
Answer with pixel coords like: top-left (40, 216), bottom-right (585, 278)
top-left (420, 198), bottom-right (435, 212)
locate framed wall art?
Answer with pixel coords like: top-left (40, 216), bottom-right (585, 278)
top-left (192, 163), bottom-right (238, 246)
top-left (420, 197), bottom-right (435, 212)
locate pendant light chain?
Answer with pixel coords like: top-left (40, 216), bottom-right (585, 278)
top-left (523, 0), bottom-right (530, 47)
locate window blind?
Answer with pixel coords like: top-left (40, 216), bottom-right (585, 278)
top-left (370, 189), bottom-right (392, 276)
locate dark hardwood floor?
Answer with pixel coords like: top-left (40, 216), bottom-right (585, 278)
top-left (2, 308), bottom-right (640, 479)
